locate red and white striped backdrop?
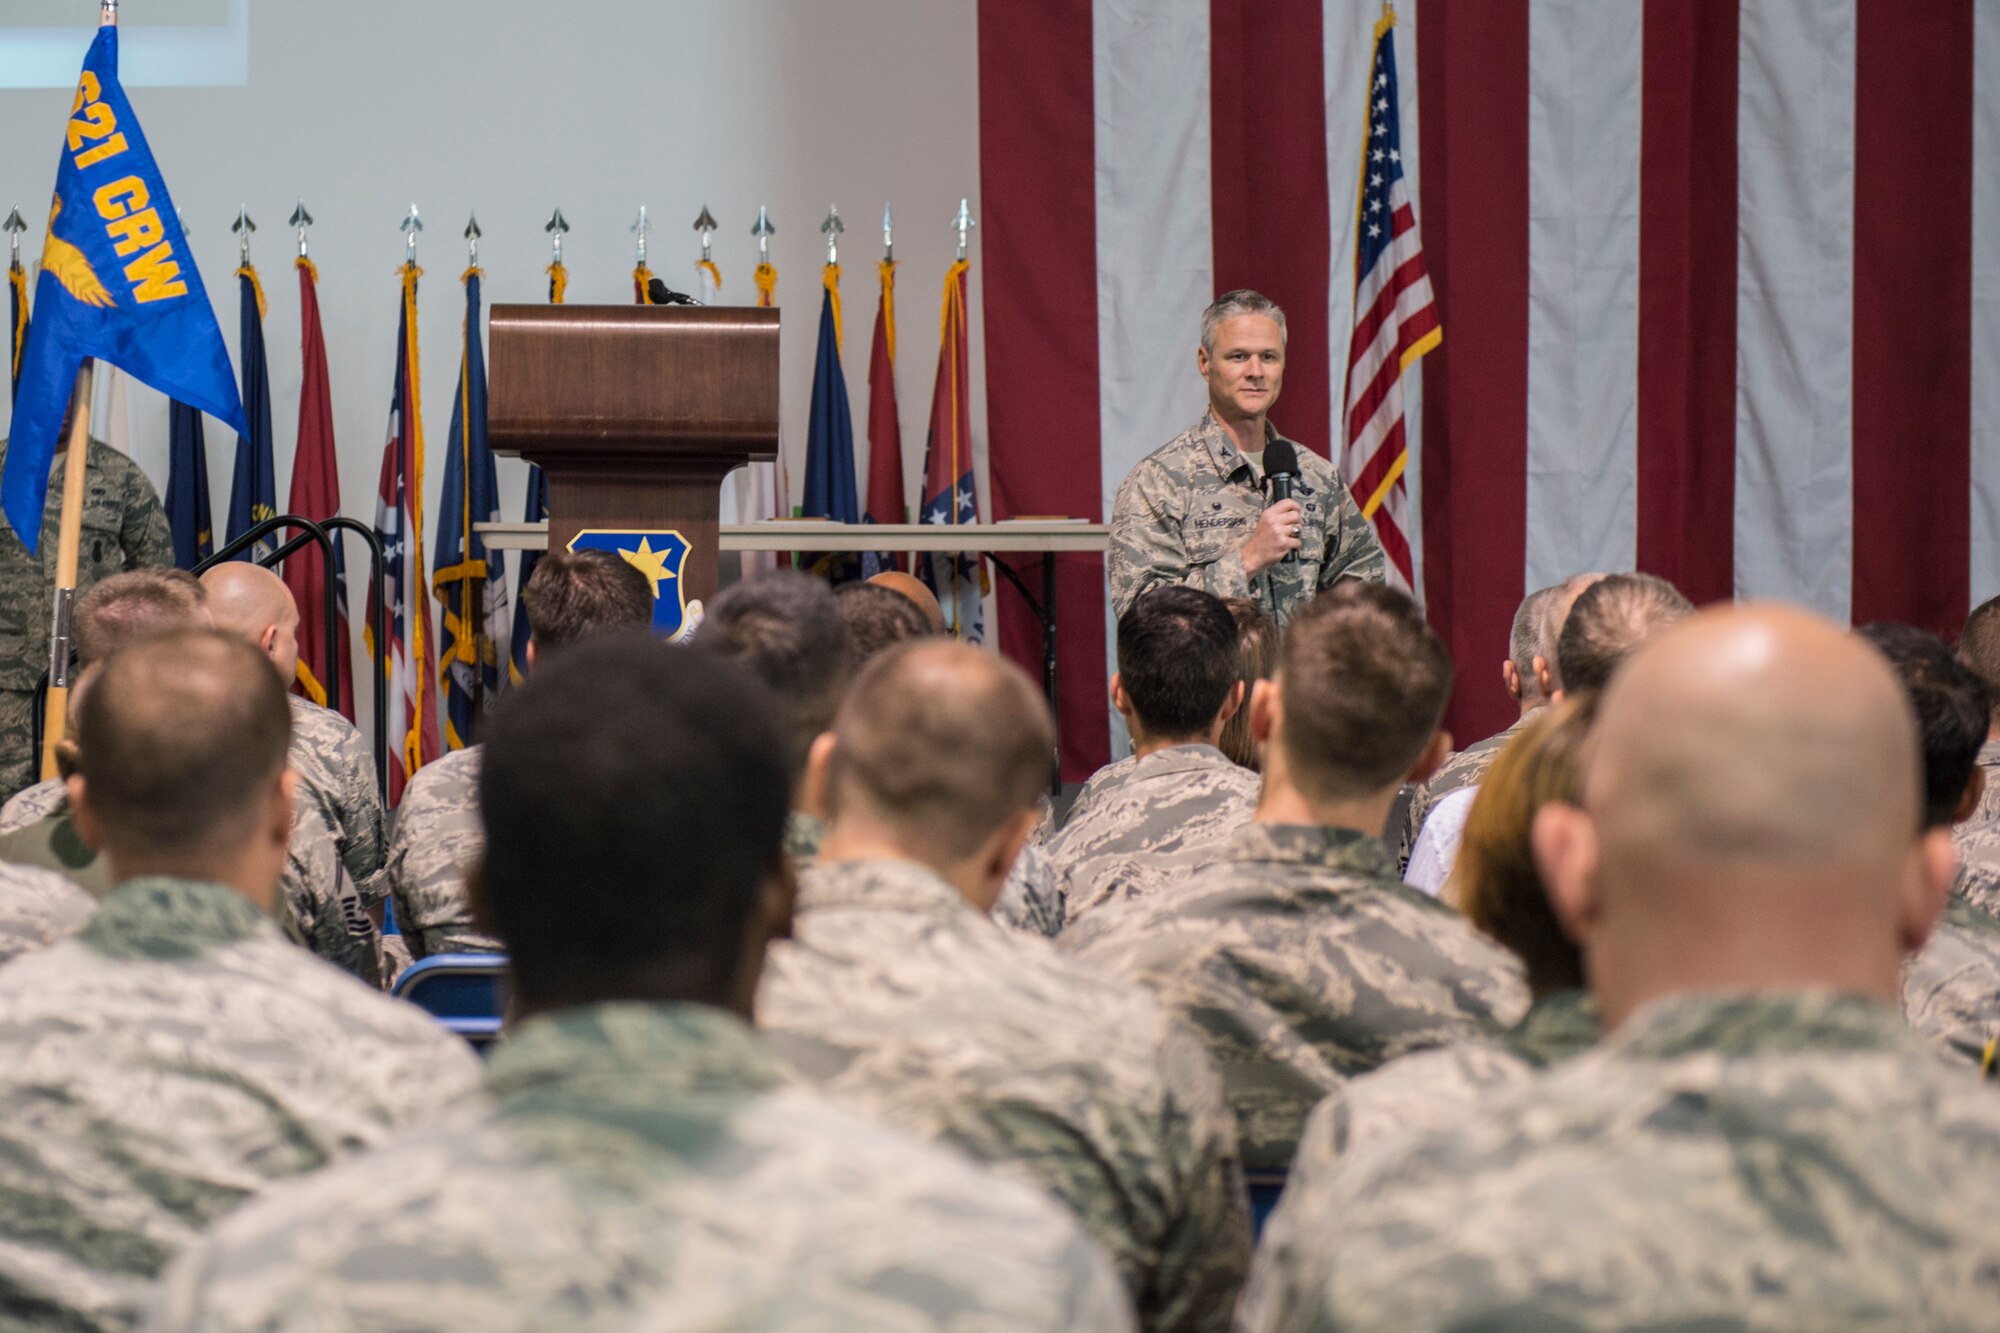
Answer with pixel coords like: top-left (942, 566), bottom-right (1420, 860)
top-left (979, 0), bottom-right (1992, 778)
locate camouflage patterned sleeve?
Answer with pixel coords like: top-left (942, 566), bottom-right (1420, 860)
top-left (115, 453), bottom-right (172, 571)
top-left (283, 818), bottom-right (384, 988)
top-left (1316, 474), bottom-right (1386, 589)
top-left (992, 842), bottom-right (1065, 939)
top-left (1109, 459), bottom-right (1252, 616)
top-left (1145, 1021), bottom-right (1255, 1333)
top-left (325, 723), bottom-right (388, 906)
top-left (385, 751), bottom-right (498, 960)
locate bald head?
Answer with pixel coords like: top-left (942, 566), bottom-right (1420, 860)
top-left (867, 571), bottom-right (947, 634)
top-left (1538, 604), bottom-right (1950, 1027)
top-left (200, 562), bottom-right (301, 683)
top-left (823, 641), bottom-right (1053, 868)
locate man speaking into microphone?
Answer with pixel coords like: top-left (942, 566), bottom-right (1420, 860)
top-left (1109, 291), bottom-right (1385, 627)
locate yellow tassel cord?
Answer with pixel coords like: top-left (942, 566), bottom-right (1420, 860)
top-left (235, 262), bottom-right (267, 320)
top-left (547, 260), bottom-right (567, 305)
top-left (754, 262), bottom-right (777, 308)
top-left (295, 255), bottom-right (319, 285)
top-left (878, 260), bottom-right (897, 364)
top-left (8, 263), bottom-right (27, 384)
top-left (633, 265), bottom-right (655, 304)
top-left (824, 263), bottom-right (843, 354)
top-left (695, 258), bottom-right (722, 296)
top-left (400, 262), bottom-right (432, 779)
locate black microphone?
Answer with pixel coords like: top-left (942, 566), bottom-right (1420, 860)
top-left (646, 277), bottom-right (701, 307)
top-left (1263, 438), bottom-right (1301, 564)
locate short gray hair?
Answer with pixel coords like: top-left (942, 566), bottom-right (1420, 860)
top-left (1201, 289), bottom-right (1288, 354)
top-left (1509, 585), bottom-right (1559, 690)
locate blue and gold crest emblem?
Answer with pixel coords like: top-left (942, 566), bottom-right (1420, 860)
top-left (566, 529), bottom-right (696, 639)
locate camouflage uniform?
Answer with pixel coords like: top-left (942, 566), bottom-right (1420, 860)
top-left (1108, 411), bottom-right (1385, 627)
top-left (285, 803), bottom-right (386, 986)
top-left (0, 859), bottom-right (96, 963)
top-left (148, 1001), bottom-right (1137, 1333)
top-left (0, 774), bottom-right (65, 832)
top-left (0, 786), bottom-right (109, 895)
top-left (1951, 738), bottom-right (2000, 887)
top-left (286, 694), bottom-right (388, 908)
top-left (386, 745), bottom-right (501, 959)
top-left (0, 438), bottom-right (171, 803)
top-left (757, 857), bottom-right (1252, 1333)
top-left (1065, 823), bottom-right (1529, 1170)
top-left (1261, 990), bottom-right (1598, 1285)
top-left (1051, 744), bottom-right (1260, 928)
top-left (0, 875), bottom-right (480, 1332)
top-left (1239, 992), bottom-right (2000, 1332)
top-left (1398, 712), bottom-right (1530, 870)
top-left (1902, 893), bottom-right (2000, 1073)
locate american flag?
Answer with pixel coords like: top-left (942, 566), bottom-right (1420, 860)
top-left (1340, 9), bottom-right (1438, 592)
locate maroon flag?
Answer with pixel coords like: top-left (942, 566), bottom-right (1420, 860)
top-left (282, 256), bottom-right (354, 720)
top-left (862, 257), bottom-right (905, 575)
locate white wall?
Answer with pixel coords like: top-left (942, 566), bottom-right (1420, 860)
top-left (0, 0), bottom-right (985, 721)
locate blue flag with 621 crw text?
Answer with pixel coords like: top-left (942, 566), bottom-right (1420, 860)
top-left (1, 25), bottom-right (246, 552)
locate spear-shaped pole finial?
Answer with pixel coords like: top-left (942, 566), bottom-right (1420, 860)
top-left (545, 207), bottom-right (569, 265)
top-left (6, 207), bottom-right (28, 266)
top-left (631, 206), bottom-right (652, 268)
top-left (752, 206), bottom-right (775, 262)
top-left (401, 203), bottom-right (424, 265)
top-left (464, 213), bottom-right (482, 266)
top-left (952, 198), bottom-right (976, 261)
top-left (231, 206), bottom-right (256, 264)
top-left (100, 0), bottom-right (117, 27)
top-left (693, 205), bottom-right (718, 264)
top-left (882, 202), bottom-right (894, 263)
top-left (820, 205), bottom-right (845, 266)
top-left (288, 200), bottom-right (313, 258)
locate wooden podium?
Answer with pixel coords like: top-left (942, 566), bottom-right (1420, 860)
top-left (487, 304), bottom-right (780, 605)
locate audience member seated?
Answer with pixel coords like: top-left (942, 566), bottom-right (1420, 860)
top-left (697, 569), bottom-right (854, 860)
top-left (1052, 586), bottom-right (1258, 928)
top-left (1954, 593), bottom-right (2000, 906)
top-left (1216, 597), bottom-right (1277, 771)
top-left (1400, 572), bottom-right (1600, 884)
top-left (868, 568), bottom-right (948, 632)
top-left (834, 579), bottom-right (933, 662)
top-left (0, 860), bottom-right (95, 964)
top-left (1257, 696), bottom-right (1602, 1286)
top-left (0, 630), bottom-right (480, 1331)
top-left (1240, 604), bottom-right (1996, 1331)
top-left (388, 549), bottom-right (653, 959)
top-left (1856, 622), bottom-right (2000, 1069)
top-left (203, 563), bottom-right (384, 982)
top-left (757, 640), bottom-right (1250, 1331)
top-left (1553, 569), bottom-right (1693, 696)
top-left (148, 634), bottom-right (1134, 1333)
top-left (1067, 584), bottom-right (1527, 1171)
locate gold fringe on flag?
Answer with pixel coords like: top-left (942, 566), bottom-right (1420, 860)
top-left (633, 264), bottom-right (655, 304)
top-left (754, 262), bottom-right (777, 308)
top-left (824, 262), bottom-right (843, 353)
top-left (547, 260), bottom-right (567, 305)
top-left (235, 261), bottom-right (267, 320)
top-left (878, 259), bottom-right (897, 363)
top-left (8, 262), bottom-right (27, 385)
top-left (696, 258), bottom-right (722, 294)
top-left (295, 255), bottom-right (319, 285)
top-left (399, 260), bottom-right (432, 782)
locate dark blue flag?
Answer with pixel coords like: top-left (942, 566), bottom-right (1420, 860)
top-left (164, 398), bottom-right (211, 568)
top-left (432, 268), bottom-right (508, 749)
top-left (2, 26), bottom-right (246, 551)
top-left (225, 265), bottom-right (275, 559)
top-left (801, 271), bottom-right (860, 581)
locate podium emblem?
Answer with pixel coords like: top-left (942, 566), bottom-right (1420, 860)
top-left (566, 529), bottom-right (698, 640)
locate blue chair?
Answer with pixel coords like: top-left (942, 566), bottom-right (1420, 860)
top-left (1246, 1169), bottom-right (1288, 1237)
top-left (393, 953), bottom-right (510, 1051)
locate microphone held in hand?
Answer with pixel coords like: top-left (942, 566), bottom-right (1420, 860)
top-left (1263, 438), bottom-right (1301, 564)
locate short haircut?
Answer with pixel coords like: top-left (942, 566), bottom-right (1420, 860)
top-left (1219, 597), bottom-right (1279, 771)
top-left (1508, 585), bottom-right (1559, 691)
top-left (697, 571), bottom-right (853, 782)
top-left (1277, 583), bottom-right (1452, 800)
top-left (520, 549), bottom-right (655, 655)
top-left (1555, 572), bottom-right (1694, 696)
top-left (74, 569), bottom-right (205, 666)
top-left (1454, 694), bottom-right (1597, 995)
top-left (1961, 594), bottom-right (2000, 722)
top-left (1858, 622), bottom-right (1991, 829)
top-left (479, 633), bottom-right (791, 1007)
top-left (827, 641), bottom-right (1055, 861)
top-left (1201, 289), bottom-right (1288, 354)
top-left (77, 630), bottom-right (290, 858)
top-left (1116, 585), bottom-right (1241, 741)
top-left (834, 581), bottom-right (933, 666)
